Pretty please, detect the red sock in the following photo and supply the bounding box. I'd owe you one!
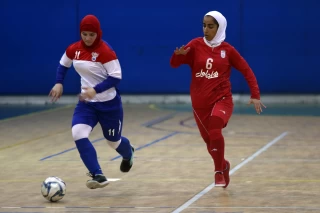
[208,128,226,172]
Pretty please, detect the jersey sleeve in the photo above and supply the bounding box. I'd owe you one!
[59,44,75,68]
[229,45,260,99]
[55,43,76,84]
[170,39,195,68]
[100,47,122,79]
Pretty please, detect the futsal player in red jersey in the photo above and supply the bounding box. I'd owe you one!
[170,11,266,188]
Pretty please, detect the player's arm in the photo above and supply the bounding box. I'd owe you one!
[170,40,194,68]
[49,46,73,102]
[93,50,121,93]
[229,46,260,100]
[56,50,73,85]
[229,46,266,114]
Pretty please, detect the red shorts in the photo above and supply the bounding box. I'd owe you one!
[193,96,234,140]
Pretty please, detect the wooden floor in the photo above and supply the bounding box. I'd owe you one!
[0,103,319,213]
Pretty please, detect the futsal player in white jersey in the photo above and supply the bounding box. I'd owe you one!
[49,14,134,189]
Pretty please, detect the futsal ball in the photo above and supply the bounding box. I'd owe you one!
[41,176,66,202]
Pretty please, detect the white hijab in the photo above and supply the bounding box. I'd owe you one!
[204,11,227,47]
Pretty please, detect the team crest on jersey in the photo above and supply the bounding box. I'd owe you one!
[221,50,226,58]
[91,52,99,61]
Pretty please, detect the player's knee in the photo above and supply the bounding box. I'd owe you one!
[208,116,224,141]
[106,139,121,149]
[72,124,92,141]
[209,128,223,141]
[209,116,225,129]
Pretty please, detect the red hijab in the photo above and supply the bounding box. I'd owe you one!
[80,15,102,49]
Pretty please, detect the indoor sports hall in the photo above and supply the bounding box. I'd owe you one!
[0,1,319,213]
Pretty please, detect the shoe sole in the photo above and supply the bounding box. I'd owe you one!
[86,181,109,189]
[215,184,226,187]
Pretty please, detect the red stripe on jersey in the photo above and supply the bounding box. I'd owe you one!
[65,41,117,64]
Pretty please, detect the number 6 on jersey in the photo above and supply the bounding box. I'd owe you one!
[206,58,213,69]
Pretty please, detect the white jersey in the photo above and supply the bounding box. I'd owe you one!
[59,41,121,102]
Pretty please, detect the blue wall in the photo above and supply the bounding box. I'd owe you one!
[0,0,319,95]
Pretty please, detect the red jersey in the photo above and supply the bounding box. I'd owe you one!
[170,37,260,108]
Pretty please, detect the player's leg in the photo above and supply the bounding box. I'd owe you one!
[97,102,134,173]
[194,107,226,186]
[193,108,210,146]
[71,101,109,189]
[209,96,233,187]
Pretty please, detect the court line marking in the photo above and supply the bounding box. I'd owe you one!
[40,132,179,161]
[0,178,121,183]
[1,206,319,210]
[110,132,179,161]
[189,206,320,209]
[0,105,175,153]
[0,129,70,152]
[142,112,177,127]
[40,113,179,161]
[0,105,73,151]
[0,104,73,123]
[2,177,318,183]
[146,105,195,133]
[147,105,199,134]
[39,137,104,161]
[179,116,196,128]
[171,131,289,213]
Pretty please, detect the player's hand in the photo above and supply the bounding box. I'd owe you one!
[174,45,190,55]
[248,98,266,114]
[79,87,96,101]
[49,83,63,103]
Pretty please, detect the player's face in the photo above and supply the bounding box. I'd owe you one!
[81,31,97,46]
[203,16,219,41]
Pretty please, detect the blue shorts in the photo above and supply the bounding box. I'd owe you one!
[72,95,123,142]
